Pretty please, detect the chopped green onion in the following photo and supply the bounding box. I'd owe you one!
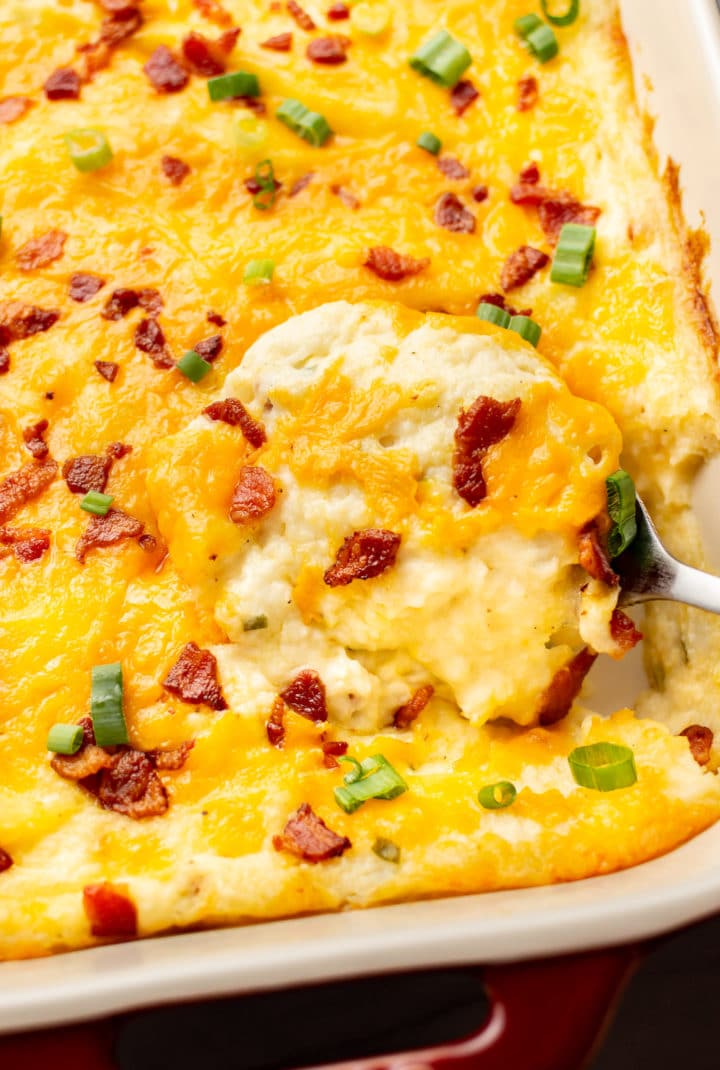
[525,23,559,63]
[80,491,113,516]
[514,13,543,37]
[476,302,511,329]
[409,30,472,89]
[478,781,517,810]
[568,742,637,791]
[176,350,212,383]
[334,754,408,813]
[606,469,637,557]
[339,755,364,784]
[508,314,542,347]
[208,70,260,101]
[235,115,268,152]
[276,98,333,147]
[252,159,278,211]
[550,222,596,287]
[372,837,401,863]
[417,131,442,155]
[244,258,275,285]
[64,129,113,173]
[91,662,128,748]
[540,0,580,26]
[47,723,84,755]
[353,2,391,35]
[243,614,268,631]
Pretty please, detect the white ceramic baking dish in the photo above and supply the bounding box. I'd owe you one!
[2,0,720,1035]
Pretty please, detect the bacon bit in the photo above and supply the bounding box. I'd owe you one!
[537,648,597,727]
[144,45,189,93]
[44,67,81,100]
[393,684,434,729]
[0,527,51,563]
[610,608,643,652]
[181,31,227,76]
[266,696,286,748]
[218,28,242,53]
[203,398,267,448]
[16,230,67,272]
[472,185,489,203]
[74,40,112,82]
[434,192,475,234]
[192,0,234,25]
[364,246,429,282]
[307,35,349,64]
[134,317,174,369]
[280,669,328,723]
[274,803,351,862]
[0,302,60,340]
[106,441,132,460]
[578,524,618,586]
[517,74,539,112]
[137,288,163,315]
[538,195,601,244]
[477,292,527,317]
[22,420,49,459]
[450,79,479,116]
[75,507,144,563]
[97,751,169,818]
[324,528,401,587]
[51,717,116,780]
[262,32,293,51]
[500,245,549,292]
[453,396,521,507]
[680,724,714,767]
[207,310,226,326]
[437,155,469,180]
[102,288,139,320]
[230,465,277,524]
[83,882,138,938]
[138,533,157,552]
[99,7,144,46]
[289,172,315,197]
[0,351,9,375]
[520,161,541,184]
[69,272,106,302]
[331,184,360,209]
[62,454,112,494]
[327,1,350,18]
[287,0,316,30]
[148,741,195,770]
[163,642,228,711]
[0,459,57,525]
[0,848,12,873]
[0,97,34,124]
[321,739,348,768]
[95,360,119,382]
[193,334,223,362]
[161,154,191,186]
[237,96,267,115]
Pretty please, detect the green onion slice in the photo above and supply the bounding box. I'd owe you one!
[252,159,278,211]
[540,0,580,26]
[91,662,128,748]
[508,314,542,347]
[177,350,212,383]
[208,70,260,102]
[339,755,364,784]
[47,723,84,755]
[276,98,333,147]
[80,491,113,516]
[244,258,275,285]
[243,614,268,631]
[417,131,442,155]
[372,837,401,863]
[478,781,517,810]
[409,30,472,89]
[353,2,391,36]
[514,13,543,38]
[525,23,559,63]
[550,222,596,287]
[334,754,408,813]
[64,129,113,173]
[476,302,511,329]
[606,469,637,557]
[568,742,637,791]
[235,115,268,152]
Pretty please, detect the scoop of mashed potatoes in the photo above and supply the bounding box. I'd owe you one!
[149,301,626,731]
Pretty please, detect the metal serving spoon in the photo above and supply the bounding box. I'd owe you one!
[615,496,720,612]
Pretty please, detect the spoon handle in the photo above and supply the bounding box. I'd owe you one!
[667,561,720,614]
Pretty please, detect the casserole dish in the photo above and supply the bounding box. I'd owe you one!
[1,0,720,1041]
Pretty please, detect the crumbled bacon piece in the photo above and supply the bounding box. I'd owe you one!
[324,528,401,587]
[327,1,349,18]
[437,155,469,180]
[0,848,12,873]
[331,184,360,210]
[147,741,194,770]
[193,334,223,362]
[287,0,316,30]
[364,246,429,282]
[106,441,132,460]
[144,46,189,93]
[99,7,143,46]
[163,641,228,710]
[137,288,163,315]
[500,245,549,292]
[681,724,714,767]
[453,396,521,507]
[472,185,489,203]
[83,882,138,938]
[44,68,81,100]
[0,302,60,340]
[520,161,541,185]
[610,608,643,652]
[181,31,227,76]
[102,288,139,320]
[517,74,539,112]
[138,533,157,552]
[161,154,191,186]
[262,32,293,51]
[0,96,33,124]
[0,526,51,563]
[22,420,49,459]
[307,35,350,64]
[280,669,328,723]
[0,459,57,525]
[74,40,112,81]
[51,717,116,780]
[95,360,119,382]
[63,453,112,494]
[478,292,526,317]
[203,398,267,448]
[274,803,351,862]
[75,507,144,563]
[450,79,479,116]
[578,524,618,586]
[434,192,475,234]
[96,750,169,818]
[321,739,348,768]
[537,195,601,244]
[266,696,286,748]
[16,230,67,271]
[192,0,234,24]
[537,648,597,726]
[393,684,434,729]
[134,317,174,368]
[69,272,106,302]
[207,310,226,326]
[230,466,277,524]
[289,173,314,197]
